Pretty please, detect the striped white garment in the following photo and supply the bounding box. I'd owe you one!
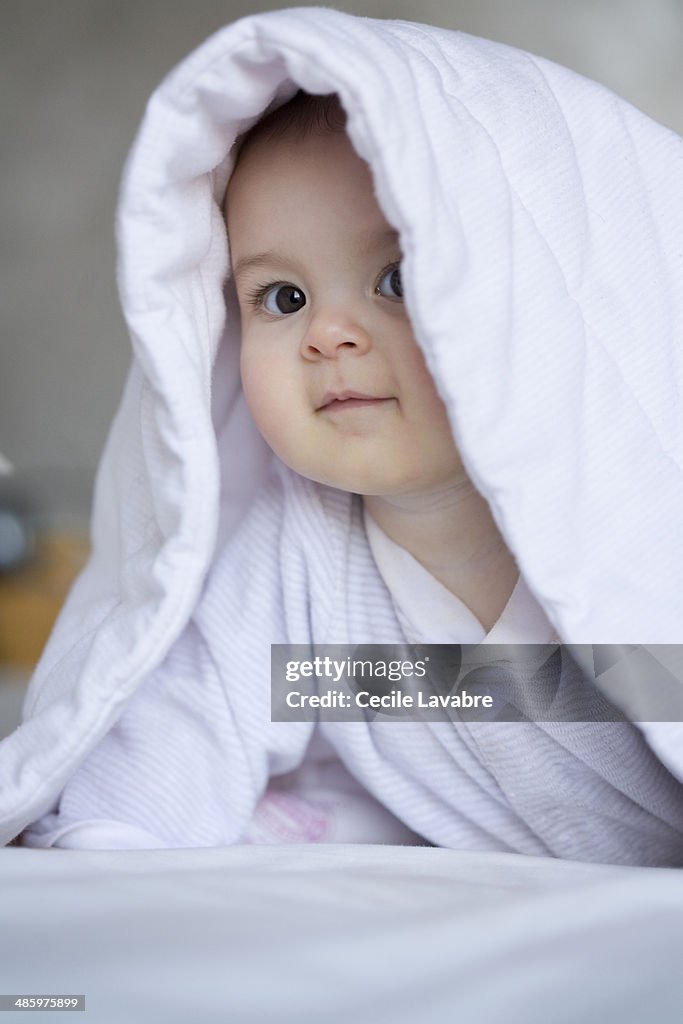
[21,472,683,864]
[243,509,561,848]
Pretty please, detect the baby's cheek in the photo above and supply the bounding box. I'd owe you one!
[239,350,302,463]
[239,350,276,437]
[406,346,449,412]
[403,349,461,462]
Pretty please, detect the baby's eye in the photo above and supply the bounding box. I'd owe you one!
[376,264,403,300]
[261,283,307,315]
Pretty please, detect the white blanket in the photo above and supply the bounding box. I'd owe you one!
[2,7,683,856]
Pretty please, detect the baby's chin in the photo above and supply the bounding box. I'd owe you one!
[283,456,454,499]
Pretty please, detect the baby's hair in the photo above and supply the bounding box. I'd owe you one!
[231,89,347,167]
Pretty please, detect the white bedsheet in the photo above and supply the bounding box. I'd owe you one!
[2,844,683,1023]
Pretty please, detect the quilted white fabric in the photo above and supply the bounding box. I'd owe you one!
[2,6,683,856]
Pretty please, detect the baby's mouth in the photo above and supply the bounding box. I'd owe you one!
[317,389,394,412]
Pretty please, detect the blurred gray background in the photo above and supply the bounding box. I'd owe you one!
[1,0,682,532]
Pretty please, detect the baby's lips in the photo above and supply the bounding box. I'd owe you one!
[317,388,392,409]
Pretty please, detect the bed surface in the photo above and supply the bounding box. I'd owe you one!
[2,843,683,1023]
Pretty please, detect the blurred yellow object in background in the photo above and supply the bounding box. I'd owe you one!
[0,531,90,669]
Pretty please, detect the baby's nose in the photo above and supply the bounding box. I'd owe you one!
[301,309,372,360]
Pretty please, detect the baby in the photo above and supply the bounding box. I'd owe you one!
[217,91,683,859]
[215,90,578,848]
[225,90,525,637]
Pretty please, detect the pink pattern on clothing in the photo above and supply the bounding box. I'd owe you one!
[246,791,331,843]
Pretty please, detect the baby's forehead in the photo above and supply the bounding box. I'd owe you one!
[225,129,382,233]
[229,124,354,181]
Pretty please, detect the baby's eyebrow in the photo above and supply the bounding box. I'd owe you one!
[231,251,286,282]
[359,226,401,255]
[231,227,400,282]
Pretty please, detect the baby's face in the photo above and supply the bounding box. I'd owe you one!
[225,127,462,496]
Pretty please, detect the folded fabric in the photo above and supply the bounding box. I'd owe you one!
[2,7,683,859]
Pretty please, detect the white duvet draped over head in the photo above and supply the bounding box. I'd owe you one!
[2,6,683,854]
